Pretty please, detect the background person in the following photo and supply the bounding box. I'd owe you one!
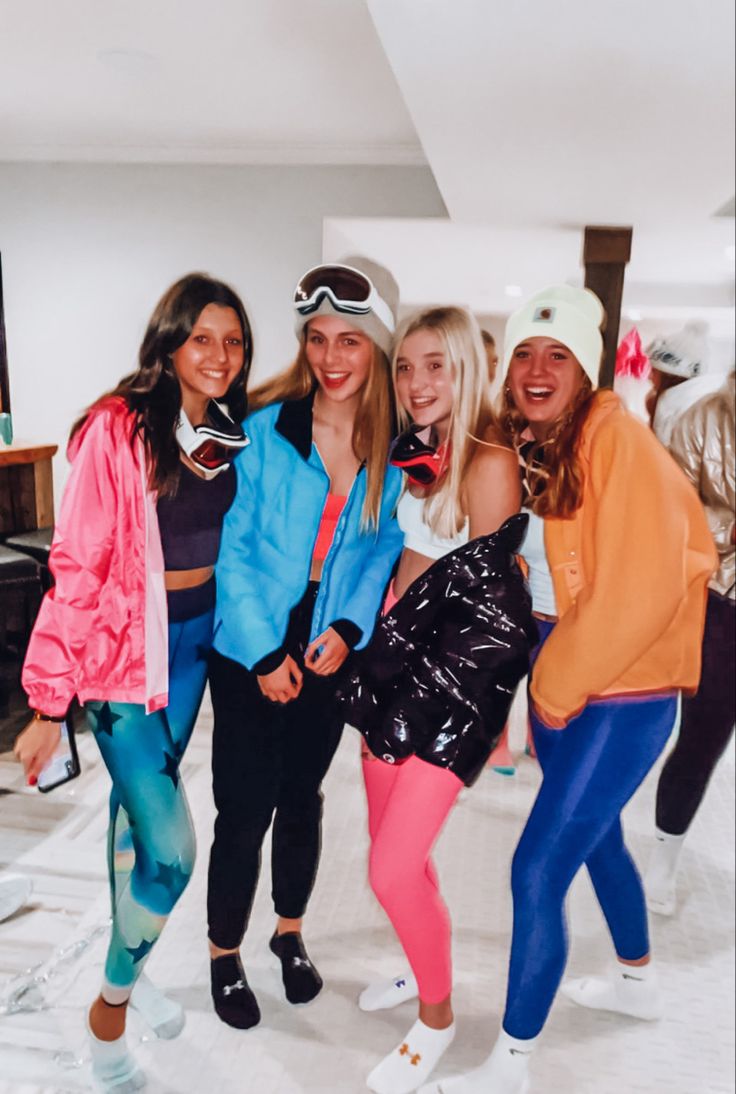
[481,328,499,386]
[646,320,728,446]
[647,371,735,915]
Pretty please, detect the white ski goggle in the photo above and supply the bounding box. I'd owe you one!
[293,263,395,335]
[176,401,249,479]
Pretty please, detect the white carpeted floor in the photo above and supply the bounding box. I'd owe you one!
[0,690,733,1094]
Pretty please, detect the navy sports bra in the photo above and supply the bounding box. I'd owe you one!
[157,461,236,571]
[156,462,236,622]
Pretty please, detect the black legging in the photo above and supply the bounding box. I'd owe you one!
[207,584,345,950]
[655,589,735,836]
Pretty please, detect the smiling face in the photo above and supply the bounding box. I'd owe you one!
[507,336,586,437]
[170,303,245,420]
[395,327,455,441]
[304,314,374,404]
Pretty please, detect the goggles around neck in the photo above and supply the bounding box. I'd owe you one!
[176,400,249,479]
[293,263,395,335]
[390,424,450,487]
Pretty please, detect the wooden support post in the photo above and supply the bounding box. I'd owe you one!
[583,226,633,388]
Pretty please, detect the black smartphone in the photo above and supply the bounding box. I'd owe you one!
[37,718,81,793]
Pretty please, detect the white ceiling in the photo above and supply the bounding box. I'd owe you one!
[1,0,734,330]
[367,0,734,228]
[0,0,423,164]
[324,216,735,337]
[360,0,735,333]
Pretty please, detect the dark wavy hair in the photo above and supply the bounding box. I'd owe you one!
[72,273,253,494]
[500,378,596,518]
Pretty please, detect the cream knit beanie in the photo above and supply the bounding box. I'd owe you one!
[502,285,605,386]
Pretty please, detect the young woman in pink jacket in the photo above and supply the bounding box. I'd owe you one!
[15,273,252,1093]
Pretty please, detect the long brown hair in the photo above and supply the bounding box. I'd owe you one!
[71,274,253,495]
[499,378,596,518]
[249,339,393,531]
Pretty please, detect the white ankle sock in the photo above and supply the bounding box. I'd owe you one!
[367,1018,456,1094]
[87,1018,146,1093]
[419,1029,536,1094]
[0,874,33,923]
[130,974,185,1039]
[360,972,419,1012]
[646,829,686,916]
[561,960,663,1021]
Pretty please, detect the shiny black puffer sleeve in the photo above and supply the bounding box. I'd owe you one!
[340,513,537,786]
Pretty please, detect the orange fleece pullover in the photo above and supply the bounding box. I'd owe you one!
[531,391,717,722]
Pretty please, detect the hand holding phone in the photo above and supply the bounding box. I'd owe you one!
[14,717,61,786]
[14,716,80,791]
[37,721,81,792]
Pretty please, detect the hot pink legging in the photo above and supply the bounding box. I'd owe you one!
[362,753,463,1004]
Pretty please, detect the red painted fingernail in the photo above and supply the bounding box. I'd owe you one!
[28,776,37,786]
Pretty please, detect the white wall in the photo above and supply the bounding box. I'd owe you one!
[0,162,445,498]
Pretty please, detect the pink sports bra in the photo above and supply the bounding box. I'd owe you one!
[312,493,347,562]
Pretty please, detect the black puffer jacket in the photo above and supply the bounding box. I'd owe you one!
[340,513,537,786]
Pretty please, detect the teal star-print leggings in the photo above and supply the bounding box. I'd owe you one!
[85,608,213,995]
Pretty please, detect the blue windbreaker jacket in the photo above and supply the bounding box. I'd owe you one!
[213,392,404,671]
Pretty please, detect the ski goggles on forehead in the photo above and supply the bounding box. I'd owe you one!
[390,425,449,486]
[293,264,395,334]
[176,401,250,479]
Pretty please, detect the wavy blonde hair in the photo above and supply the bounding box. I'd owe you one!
[393,306,505,538]
[248,337,393,531]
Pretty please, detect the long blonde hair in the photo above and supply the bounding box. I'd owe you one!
[393,306,505,538]
[248,339,394,531]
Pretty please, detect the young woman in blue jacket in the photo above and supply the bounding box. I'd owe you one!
[207,258,404,1028]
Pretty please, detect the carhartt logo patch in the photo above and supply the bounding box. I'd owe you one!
[533,305,556,322]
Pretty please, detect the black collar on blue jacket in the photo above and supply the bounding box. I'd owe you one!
[275,388,317,461]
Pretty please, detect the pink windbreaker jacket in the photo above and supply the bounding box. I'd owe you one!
[22,398,169,717]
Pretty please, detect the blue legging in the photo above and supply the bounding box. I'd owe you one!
[504,621,677,1040]
[85,609,212,994]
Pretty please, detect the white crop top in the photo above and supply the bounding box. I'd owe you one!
[519,509,557,616]
[397,488,469,561]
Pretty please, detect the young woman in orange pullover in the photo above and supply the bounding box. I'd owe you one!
[423,286,716,1094]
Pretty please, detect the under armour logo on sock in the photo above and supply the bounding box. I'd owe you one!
[399,1044,422,1066]
[291,957,312,969]
[395,979,406,988]
[223,980,246,996]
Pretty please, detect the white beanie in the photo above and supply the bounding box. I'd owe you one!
[646,321,709,379]
[293,255,399,359]
[502,285,605,386]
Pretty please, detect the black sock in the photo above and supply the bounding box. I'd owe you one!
[210,953,260,1029]
[269,931,323,1005]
